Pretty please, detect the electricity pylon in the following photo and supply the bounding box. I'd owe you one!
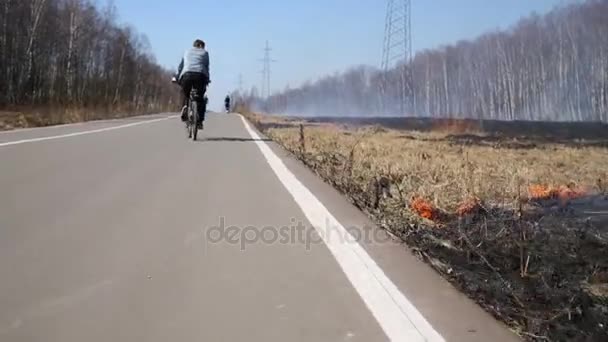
[259,41,277,98]
[381,0,413,115]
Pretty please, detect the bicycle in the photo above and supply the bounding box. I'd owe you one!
[172,76,207,141]
[185,87,207,141]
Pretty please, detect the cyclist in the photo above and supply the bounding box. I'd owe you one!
[224,94,231,113]
[175,39,210,128]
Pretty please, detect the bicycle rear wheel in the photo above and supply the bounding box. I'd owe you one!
[185,100,192,138]
[191,101,198,141]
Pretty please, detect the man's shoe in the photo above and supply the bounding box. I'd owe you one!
[180,106,188,122]
[197,121,204,130]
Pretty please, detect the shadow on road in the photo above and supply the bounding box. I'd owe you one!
[198,137,271,143]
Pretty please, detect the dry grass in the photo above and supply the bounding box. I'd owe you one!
[244,111,608,341]
[265,123,607,213]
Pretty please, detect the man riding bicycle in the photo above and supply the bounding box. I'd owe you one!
[224,95,231,113]
[175,39,210,128]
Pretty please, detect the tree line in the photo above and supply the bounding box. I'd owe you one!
[0,0,178,116]
[241,0,607,122]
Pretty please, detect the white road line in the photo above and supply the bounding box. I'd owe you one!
[0,113,174,135]
[0,116,177,147]
[240,115,445,342]
[0,122,86,134]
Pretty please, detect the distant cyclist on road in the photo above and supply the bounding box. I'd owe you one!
[224,95,231,113]
[174,39,210,127]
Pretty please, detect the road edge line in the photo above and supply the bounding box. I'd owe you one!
[0,115,177,147]
[0,113,175,135]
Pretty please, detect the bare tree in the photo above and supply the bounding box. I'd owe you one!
[256,0,607,123]
[0,0,179,119]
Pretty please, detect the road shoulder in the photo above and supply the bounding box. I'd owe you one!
[239,114,520,342]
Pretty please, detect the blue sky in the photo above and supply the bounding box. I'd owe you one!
[104,0,567,110]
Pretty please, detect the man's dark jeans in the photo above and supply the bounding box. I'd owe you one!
[180,72,208,123]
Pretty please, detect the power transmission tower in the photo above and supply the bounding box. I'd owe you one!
[382,0,412,71]
[237,73,244,93]
[381,0,413,115]
[259,41,277,98]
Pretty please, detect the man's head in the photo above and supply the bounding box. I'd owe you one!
[193,39,205,49]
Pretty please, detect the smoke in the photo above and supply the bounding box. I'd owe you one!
[255,1,608,123]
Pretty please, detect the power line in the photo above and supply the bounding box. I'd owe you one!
[259,40,277,98]
[381,0,413,115]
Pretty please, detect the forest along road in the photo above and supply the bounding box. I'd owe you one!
[0,113,521,342]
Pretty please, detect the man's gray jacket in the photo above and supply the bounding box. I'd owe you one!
[177,47,209,80]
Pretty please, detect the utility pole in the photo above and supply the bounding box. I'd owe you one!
[259,40,276,98]
[381,0,413,115]
[238,73,244,93]
[235,73,244,94]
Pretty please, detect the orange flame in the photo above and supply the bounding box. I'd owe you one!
[556,185,586,201]
[410,196,437,220]
[528,184,587,202]
[528,185,556,200]
[457,197,482,217]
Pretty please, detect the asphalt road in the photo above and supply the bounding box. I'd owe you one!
[0,113,520,341]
